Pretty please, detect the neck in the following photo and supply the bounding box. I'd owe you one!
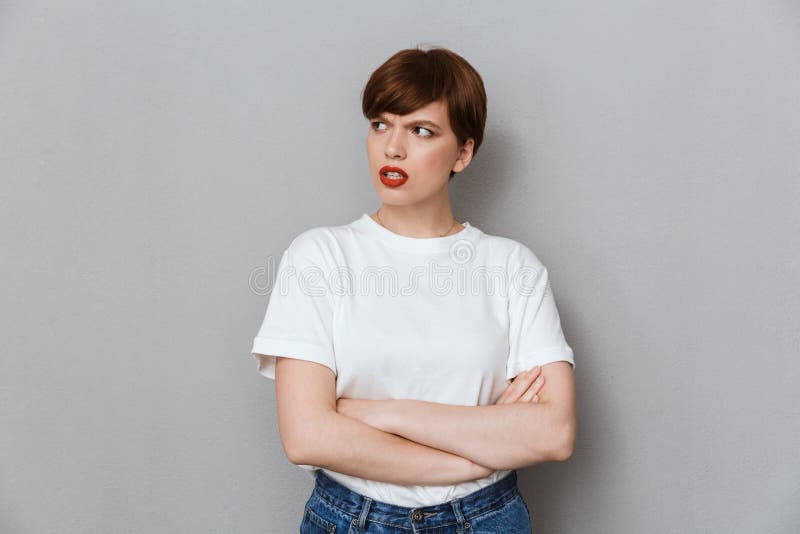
[373,202,462,238]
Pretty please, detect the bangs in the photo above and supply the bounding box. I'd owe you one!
[362,51,452,119]
[361,46,487,175]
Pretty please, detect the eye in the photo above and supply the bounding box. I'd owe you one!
[414,126,434,138]
[370,121,386,131]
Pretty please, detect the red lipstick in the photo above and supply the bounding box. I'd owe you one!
[379,165,409,187]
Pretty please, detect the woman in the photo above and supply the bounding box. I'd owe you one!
[251,46,576,533]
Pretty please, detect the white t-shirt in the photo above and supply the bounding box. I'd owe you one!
[251,213,575,507]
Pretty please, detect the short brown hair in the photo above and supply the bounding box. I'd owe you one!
[361,46,487,180]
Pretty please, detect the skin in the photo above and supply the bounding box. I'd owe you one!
[274,100,573,485]
[365,98,474,236]
[339,101,549,475]
[338,366,546,425]
[496,365,546,404]
[363,97,547,407]
[336,365,546,478]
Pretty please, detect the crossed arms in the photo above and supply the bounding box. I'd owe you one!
[273,356,575,486]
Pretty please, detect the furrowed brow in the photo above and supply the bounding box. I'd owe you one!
[374,113,442,131]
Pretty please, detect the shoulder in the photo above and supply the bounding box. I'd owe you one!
[475,232,550,299]
[476,230,546,270]
[285,220,353,259]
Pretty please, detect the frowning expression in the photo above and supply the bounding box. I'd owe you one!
[365,99,473,203]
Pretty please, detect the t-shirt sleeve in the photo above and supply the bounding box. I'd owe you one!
[506,243,575,380]
[250,241,337,380]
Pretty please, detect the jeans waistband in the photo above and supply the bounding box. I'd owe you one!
[312,469,519,529]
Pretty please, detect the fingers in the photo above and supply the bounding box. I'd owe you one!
[497,366,543,404]
[501,368,536,402]
[529,374,545,402]
[518,366,540,384]
[520,377,543,403]
[520,372,545,402]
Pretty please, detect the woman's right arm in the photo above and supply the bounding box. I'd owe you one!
[274,356,493,486]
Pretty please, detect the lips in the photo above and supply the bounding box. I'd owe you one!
[379,165,409,187]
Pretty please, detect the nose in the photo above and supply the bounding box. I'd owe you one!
[384,129,406,160]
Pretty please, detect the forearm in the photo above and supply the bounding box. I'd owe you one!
[292,411,493,486]
[383,400,568,471]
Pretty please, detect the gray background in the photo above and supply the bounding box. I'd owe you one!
[1,1,798,533]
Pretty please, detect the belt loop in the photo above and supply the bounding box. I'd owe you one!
[450,499,467,533]
[355,496,372,529]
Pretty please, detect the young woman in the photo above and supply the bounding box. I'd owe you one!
[251,46,576,533]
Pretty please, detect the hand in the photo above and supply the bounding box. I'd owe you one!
[495,365,545,404]
[336,397,387,430]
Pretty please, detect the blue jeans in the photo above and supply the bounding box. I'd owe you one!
[300,469,533,533]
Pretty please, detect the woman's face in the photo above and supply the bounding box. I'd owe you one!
[365,99,473,205]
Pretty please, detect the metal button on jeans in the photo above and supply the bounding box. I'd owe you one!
[306,469,528,532]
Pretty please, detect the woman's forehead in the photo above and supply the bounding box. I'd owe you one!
[374,101,451,128]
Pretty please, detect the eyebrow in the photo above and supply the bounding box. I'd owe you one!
[373,113,443,131]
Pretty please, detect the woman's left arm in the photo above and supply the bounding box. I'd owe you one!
[337,361,576,471]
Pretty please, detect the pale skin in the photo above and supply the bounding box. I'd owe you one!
[364,98,472,237]
[275,98,576,484]
[337,366,548,477]
[361,99,573,471]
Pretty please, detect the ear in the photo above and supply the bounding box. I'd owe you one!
[452,138,475,174]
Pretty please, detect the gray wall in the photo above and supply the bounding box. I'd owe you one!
[1,1,798,533]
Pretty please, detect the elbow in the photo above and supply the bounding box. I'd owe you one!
[281,411,335,466]
[283,424,324,466]
[279,423,309,465]
[552,440,574,462]
[280,417,321,466]
[284,440,307,466]
[285,433,322,466]
[551,420,576,461]
[525,417,576,465]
